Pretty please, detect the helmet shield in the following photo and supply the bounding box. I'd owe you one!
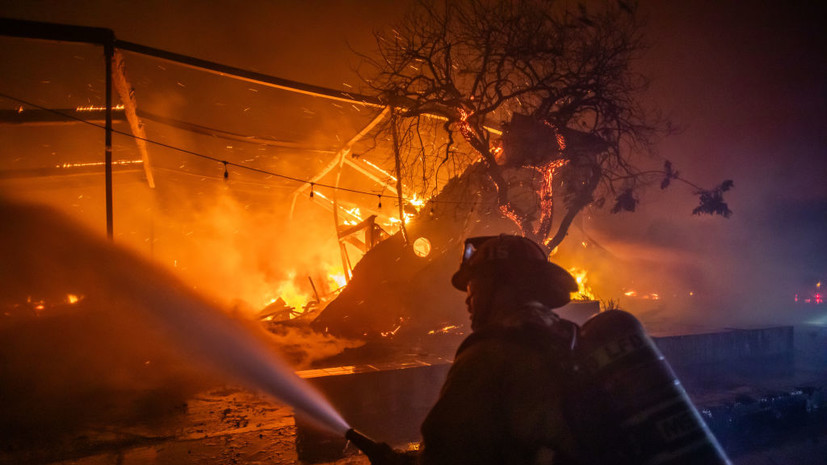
[451,235,578,307]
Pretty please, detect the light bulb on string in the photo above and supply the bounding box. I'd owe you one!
[378,195,382,209]
[223,161,229,180]
[310,183,315,198]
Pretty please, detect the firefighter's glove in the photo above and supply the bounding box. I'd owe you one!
[363,442,417,465]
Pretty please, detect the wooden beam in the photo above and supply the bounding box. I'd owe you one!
[112,50,155,188]
[114,40,383,107]
[342,158,398,195]
[0,17,113,44]
[105,41,114,240]
[289,106,390,217]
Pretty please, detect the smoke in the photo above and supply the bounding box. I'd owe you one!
[0,197,358,445]
[556,184,827,331]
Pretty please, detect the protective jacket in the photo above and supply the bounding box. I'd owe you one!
[419,302,581,465]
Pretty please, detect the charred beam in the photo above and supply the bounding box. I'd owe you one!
[0,17,113,45]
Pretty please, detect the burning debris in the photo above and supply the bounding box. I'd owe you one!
[0,1,823,462]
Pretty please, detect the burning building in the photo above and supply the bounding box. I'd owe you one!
[1,2,826,462]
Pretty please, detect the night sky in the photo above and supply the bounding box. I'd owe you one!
[1,0,824,322]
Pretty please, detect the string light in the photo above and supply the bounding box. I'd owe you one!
[0,92,479,206]
[309,182,315,198]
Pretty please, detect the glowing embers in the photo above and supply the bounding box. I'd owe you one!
[380,319,405,338]
[427,324,463,335]
[537,158,567,220]
[412,237,432,258]
[498,204,523,228]
[75,104,125,112]
[457,107,475,141]
[542,119,567,152]
[491,140,505,165]
[56,159,143,169]
[623,289,661,300]
[3,294,85,319]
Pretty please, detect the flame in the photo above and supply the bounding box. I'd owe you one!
[327,270,347,290]
[384,212,416,227]
[266,271,310,315]
[623,289,660,300]
[568,267,596,301]
[408,193,426,210]
[345,207,363,219]
[491,140,505,164]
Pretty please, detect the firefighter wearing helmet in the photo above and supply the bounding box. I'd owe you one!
[409,234,731,465]
[352,234,730,464]
[418,234,582,465]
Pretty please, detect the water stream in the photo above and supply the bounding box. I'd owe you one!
[0,198,350,436]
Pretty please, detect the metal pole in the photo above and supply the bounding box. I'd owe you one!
[105,41,114,240]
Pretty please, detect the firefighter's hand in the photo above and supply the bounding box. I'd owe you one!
[364,442,418,465]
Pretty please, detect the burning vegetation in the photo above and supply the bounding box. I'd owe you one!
[0,2,739,345]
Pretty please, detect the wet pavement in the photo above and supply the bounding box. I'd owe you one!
[2,323,826,465]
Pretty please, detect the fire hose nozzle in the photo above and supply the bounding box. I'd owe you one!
[345,428,399,464]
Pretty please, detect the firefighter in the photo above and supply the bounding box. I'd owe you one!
[350,233,731,464]
[418,234,581,465]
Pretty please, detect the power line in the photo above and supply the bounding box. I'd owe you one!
[0,91,477,205]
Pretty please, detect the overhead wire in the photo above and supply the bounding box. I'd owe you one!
[0,91,479,206]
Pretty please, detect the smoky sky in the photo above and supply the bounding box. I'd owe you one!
[1,0,825,323]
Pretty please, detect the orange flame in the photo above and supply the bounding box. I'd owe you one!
[568,267,596,301]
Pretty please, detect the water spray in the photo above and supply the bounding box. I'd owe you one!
[0,199,380,445]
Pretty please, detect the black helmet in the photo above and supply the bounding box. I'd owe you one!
[451,235,578,306]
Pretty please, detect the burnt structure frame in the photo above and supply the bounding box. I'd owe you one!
[0,17,386,240]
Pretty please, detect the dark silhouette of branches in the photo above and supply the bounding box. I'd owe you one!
[357,0,731,250]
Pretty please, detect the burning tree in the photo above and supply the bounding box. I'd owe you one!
[313,0,731,337]
[360,0,731,246]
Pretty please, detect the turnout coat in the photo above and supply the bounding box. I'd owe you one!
[419,303,582,465]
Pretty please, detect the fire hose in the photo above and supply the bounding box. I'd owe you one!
[345,429,417,465]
